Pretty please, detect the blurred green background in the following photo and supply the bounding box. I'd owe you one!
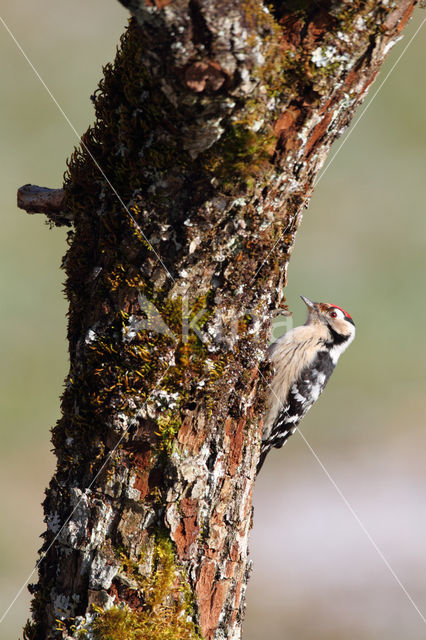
[0,3,425,639]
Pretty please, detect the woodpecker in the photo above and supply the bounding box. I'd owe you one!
[258,296,355,472]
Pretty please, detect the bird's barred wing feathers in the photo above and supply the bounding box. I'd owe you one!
[257,350,335,472]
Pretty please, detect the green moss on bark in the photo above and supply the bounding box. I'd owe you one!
[85,533,203,640]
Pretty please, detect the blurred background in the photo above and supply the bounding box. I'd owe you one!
[0,2,425,639]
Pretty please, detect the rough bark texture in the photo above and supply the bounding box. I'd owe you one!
[17,185,70,226]
[23,2,417,639]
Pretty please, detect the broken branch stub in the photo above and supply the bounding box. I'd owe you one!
[17,184,71,226]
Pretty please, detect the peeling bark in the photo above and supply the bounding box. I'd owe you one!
[22,2,418,639]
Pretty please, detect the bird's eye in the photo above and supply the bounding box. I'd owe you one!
[328,308,345,320]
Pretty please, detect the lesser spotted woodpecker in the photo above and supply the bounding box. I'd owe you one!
[258,296,355,472]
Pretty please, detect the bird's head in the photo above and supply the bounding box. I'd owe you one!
[301,295,355,344]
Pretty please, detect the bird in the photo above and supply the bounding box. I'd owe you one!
[257,296,355,473]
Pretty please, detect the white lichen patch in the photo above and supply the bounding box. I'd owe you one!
[52,591,80,621]
[73,611,97,640]
[382,35,403,57]
[46,511,61,534]
[336,30,351,44]
[189,236,201,254]
[212,454,225,486]
[88,502,114,549]
[179,452,209,485]
[123,308,175,343]
[258,219,272,231]
[58,487,89,549]
[85,328,98,345]
[56,487,115,567]
[89,551,120,590]
[312,45,336,67]
[165,502,181,537]
[231,197,247,208]
[125,482,142,502]
[150,389,180,411]
[354,15,367,30]
[251,118,264,132]
[52,592,71,620]
[311,45,352,73]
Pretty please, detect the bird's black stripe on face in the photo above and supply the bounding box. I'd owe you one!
[328,326,352,346]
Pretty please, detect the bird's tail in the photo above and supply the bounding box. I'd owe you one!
[256,444,270,475]
[256,426,296,474]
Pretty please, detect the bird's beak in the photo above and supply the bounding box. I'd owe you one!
[300,295,315,309]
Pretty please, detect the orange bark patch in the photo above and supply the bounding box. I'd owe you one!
[225,559,237,580]
[185,61,226,93]
[208,509,226,552]
[132,451,151,500]
[196,559,230,640]
[304,109,334,158]
[359,70,379,100]
[225,416,246,475]
[279,14,304,52]
[196,559,216,638]
[144,0,173,7]
[305,8,336,47]
[178,411,209,453]
[384,0,415,32]
[210,580,229,632]
[229,542,239,562]
[173,497,200,560]
[273,106,301,137]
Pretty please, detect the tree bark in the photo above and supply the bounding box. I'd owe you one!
[17,185,69,226]
[22,2,417,639]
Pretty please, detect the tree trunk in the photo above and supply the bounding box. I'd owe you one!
[21,2,417,639]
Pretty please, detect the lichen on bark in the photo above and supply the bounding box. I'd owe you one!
[74,531,203,640]
[21,1,418,639]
